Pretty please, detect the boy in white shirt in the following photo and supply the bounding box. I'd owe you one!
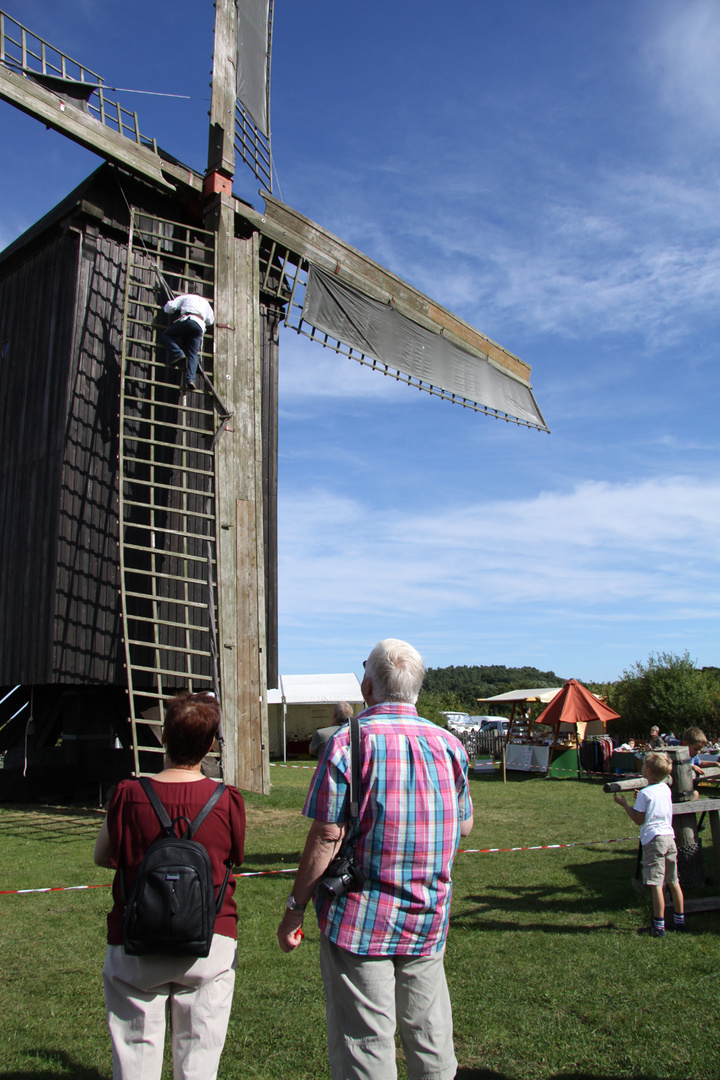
[614,751,685,937]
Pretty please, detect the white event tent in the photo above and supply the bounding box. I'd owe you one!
[267,673,365,760]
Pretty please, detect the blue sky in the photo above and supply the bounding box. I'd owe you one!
[3,1,720,685]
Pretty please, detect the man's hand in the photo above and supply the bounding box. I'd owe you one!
[275,819,346,953]
[277,910,305,953]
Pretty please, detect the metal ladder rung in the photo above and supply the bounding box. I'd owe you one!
[123,477,216,500]
[128,613,212,632]
[126,434,215,458]
[130,663,214,681]
[122,496,215,518]
[124,564,216,583]
[122,393,217,420]
[126,635,213,660]
[122,553,209,573]
[124,590,209,611]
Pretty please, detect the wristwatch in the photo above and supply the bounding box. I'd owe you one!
[286,894,307,913]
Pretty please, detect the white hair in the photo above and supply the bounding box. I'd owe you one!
[364,639,425,704]
[333,701,353,724]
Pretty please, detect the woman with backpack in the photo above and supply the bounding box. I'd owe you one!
[94,692,245,1080]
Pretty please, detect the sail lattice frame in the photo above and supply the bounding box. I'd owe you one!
[0,9,157,150]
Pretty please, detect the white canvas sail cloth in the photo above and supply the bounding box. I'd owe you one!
[302,264,548,430]
[236,0,271,135]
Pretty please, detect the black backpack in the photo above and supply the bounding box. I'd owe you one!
[122,777,233,957]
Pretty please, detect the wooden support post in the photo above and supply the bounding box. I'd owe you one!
[212,197,269,794]
[204,0,269,794]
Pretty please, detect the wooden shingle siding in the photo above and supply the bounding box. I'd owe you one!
[0,230,80,683]
[54,231,125,683]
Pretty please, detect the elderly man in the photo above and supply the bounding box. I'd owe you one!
[277,638,473,1080]
[309,700,354,758]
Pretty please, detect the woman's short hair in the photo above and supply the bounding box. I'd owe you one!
[364,639,425,704]
[163,692,220,766]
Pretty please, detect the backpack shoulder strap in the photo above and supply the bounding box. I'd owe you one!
[139,776,174,835]
[183,783,232,914]
[184,782,226,840]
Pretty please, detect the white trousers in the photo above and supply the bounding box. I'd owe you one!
[319,934,457,1080]
[103,935,237,1080]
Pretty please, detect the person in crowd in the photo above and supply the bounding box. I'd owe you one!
[309,700,353,758]
[161,291,215,390]
[646,725,665,750]
[94,692,245,1080]
[614,751,685,936]
[277,638,473,1080]
[683,726,709,773]
[681,726,710,799]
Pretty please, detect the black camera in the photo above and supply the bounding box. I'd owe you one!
[320,853,365,899]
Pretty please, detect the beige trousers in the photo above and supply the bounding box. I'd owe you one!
[103,935,237,1080]
[319,934,457,1080]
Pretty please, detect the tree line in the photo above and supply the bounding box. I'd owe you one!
[418,652,720,740]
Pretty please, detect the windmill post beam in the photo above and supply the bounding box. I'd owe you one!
[237,193,533,387]
[206,189,270,796]
[0,64,203,196]
[206,0,237,179]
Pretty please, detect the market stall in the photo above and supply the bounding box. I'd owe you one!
[533,679,621,776]
[479,681,620,777]
[477,687,564,776]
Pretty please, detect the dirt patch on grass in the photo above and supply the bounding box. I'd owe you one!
[244,805,302,830]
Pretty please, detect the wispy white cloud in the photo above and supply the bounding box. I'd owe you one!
[647,0,720,128]
[288,90,720,355]
[279,476,720,625]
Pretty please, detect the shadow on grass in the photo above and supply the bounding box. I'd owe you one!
[453,915,617,933]
[240,852,302,870]
[0,1048,106,1079]
[452,847,640,926]
[451,876,629,932]
[0,805,104,844]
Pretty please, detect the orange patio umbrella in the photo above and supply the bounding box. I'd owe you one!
[534,679,620,740]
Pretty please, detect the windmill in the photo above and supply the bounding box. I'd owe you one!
[0,1,548,797]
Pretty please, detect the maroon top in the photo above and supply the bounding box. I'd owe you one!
[105,776,245,945]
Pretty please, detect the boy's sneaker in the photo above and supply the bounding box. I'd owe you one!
[637,925,665,937]
[668,921,687,932]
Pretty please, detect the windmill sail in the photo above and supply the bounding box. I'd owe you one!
[303,265,547,430]
[237,0,271,135]
[246,195,548,431]
[235,0,274,191]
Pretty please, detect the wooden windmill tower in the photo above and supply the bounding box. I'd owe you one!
[0,1,547,798]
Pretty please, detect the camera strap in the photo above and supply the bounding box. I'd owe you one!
[348,713,361,850]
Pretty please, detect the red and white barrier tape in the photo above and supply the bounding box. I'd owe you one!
[270,762,316,770]
[0,836,637,895]
[459,836,636,855]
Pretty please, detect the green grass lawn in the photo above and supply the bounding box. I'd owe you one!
[1,768,720,1079]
